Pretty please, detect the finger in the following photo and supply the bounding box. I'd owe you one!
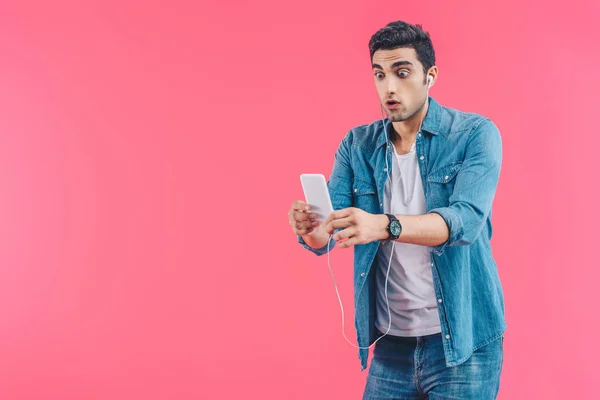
[291,214,308,226]
[338,237,359,248]
[333,227,356,241]
[293,200,311,213]
[323,211,336,226]
[296,219,317,231]
[292,200,307,210]
[324,207,353,226]
[295,221,309,230]
[325,216,352,235]
[297,218,319,234]
[294,211,317,222]
[294,220,313,233]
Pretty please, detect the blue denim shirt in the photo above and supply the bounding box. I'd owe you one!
[298,96,506,371]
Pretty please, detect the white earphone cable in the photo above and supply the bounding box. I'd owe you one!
[323,80,431,349]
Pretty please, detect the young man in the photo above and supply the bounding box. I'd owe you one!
[288,21,505,399]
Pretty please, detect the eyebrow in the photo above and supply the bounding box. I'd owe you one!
[372,61,414,70]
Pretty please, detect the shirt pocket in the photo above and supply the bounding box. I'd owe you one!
[426,162,462,207]
[352,177,378,211]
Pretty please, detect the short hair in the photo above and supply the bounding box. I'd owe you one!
[368,21,436,76]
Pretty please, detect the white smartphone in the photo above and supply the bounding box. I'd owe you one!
[300,174,334,223]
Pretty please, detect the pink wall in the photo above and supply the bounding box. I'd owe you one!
[0,1,599,399]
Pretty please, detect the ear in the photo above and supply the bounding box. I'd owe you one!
[426,66,439,89]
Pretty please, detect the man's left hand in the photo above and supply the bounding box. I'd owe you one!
[324,208,388,248]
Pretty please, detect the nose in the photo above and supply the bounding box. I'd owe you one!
[385,77,398,96]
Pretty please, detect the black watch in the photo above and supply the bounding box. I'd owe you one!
[382,214,402,244]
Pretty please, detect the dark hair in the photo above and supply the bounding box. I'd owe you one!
[368,21,436,77]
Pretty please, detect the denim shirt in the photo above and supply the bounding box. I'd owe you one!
[298,96,506,371]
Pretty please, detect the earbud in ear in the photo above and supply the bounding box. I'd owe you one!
[427,76,433,89]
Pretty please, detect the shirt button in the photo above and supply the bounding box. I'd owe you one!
[420,156,424,160]
[384,168,388,172]
[438,298,443,303]
[380,202,383,206]
[418,133,422,137]
[444,175,449,180]
[445,334,450,339]
[354,188,358,193]
[360,272,365,277]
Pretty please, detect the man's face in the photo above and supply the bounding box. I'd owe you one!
[372,47,429,122]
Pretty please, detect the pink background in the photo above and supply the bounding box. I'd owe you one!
[0,1,599,399]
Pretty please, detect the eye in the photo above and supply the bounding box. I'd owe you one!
[397,70,409,78]
[375,72,384,80]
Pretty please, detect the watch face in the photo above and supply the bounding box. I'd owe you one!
[390,221,402,236]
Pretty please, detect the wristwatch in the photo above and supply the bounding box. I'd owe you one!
[382,214,402,244]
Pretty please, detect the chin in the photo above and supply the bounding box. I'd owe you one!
[388,111,409,122]
[392,107,421,122]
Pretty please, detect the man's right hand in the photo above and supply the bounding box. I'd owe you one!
[288,200,319,236]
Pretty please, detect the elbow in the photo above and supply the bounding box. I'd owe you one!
[450,233,477,247]
[428,205,487,254]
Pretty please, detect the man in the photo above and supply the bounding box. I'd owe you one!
[288,20,506,399]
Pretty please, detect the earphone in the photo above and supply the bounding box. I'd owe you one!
[323,75,433,350]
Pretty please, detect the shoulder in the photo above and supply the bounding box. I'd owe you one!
[341,119,385,153]
[439,103,500,140]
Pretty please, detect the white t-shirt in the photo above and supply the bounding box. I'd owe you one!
[374,140,442,336]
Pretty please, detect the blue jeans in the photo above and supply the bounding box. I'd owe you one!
[363,329,504,399]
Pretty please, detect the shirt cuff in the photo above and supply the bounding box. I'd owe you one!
[297,228,343,256]
[297,234,336,256]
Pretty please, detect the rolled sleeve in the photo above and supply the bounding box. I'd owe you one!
[427,118,502,256]
[428,207,464,255]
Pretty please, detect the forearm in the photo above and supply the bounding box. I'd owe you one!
[380,213,450,247]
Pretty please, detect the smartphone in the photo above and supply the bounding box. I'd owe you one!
[300,174,334,223]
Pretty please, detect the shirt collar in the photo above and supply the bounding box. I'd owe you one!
[377,96,442,148]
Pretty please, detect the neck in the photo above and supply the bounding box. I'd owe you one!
[388,98,429,154]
